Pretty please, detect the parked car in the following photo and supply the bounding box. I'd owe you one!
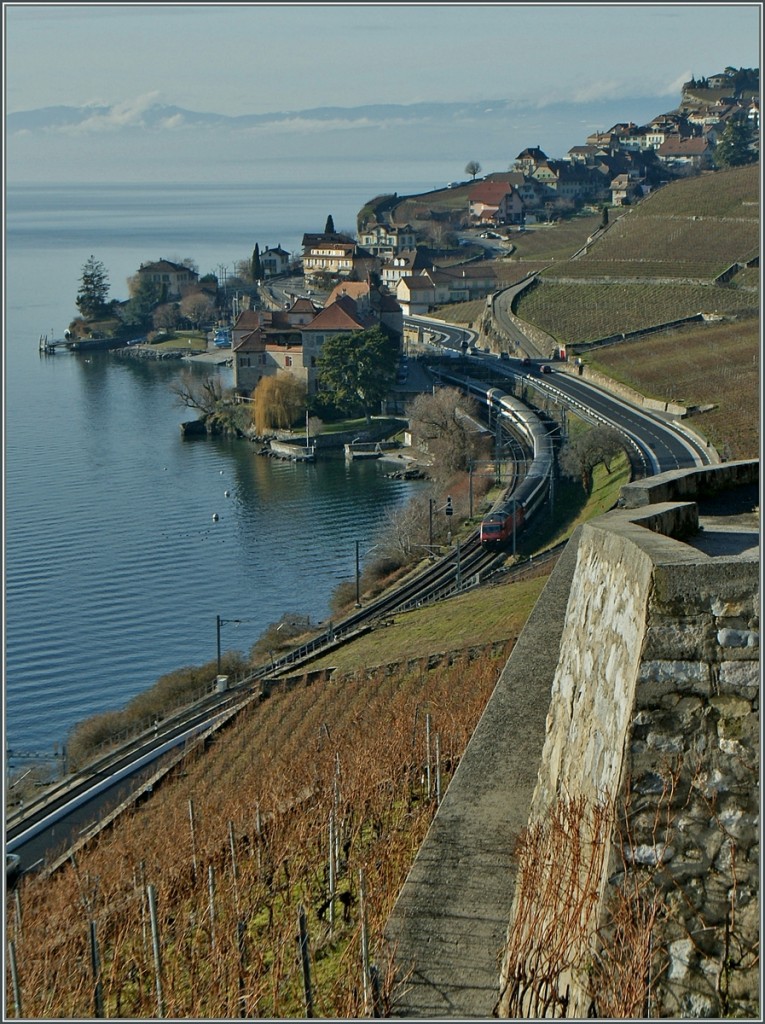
[499,351,510,360]
[521,356,532,366]
[540,364,553,374]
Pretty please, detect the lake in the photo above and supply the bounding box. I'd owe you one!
[4,179,432,760]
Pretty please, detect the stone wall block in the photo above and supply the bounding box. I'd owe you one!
[718,659,759,695]
[643,622,716,660]
[717,627,759,649]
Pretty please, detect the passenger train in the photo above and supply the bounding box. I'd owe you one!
[443,377,555,550]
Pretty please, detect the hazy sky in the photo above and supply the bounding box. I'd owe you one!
[4,2,761,115]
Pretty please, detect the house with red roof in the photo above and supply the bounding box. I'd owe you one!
[468,182,524,225]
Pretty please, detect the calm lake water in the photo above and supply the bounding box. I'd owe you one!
[4,180,431,759]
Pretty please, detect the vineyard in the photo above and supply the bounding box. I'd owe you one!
[6,649,505,1018]
[514,281,757,345]
[513,163,759,344]
[589,318,760,460]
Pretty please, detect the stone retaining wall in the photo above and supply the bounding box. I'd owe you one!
[498,468,759,1018]
[388,461,759,1019]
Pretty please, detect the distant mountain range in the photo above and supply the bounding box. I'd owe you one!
[8,95,672,135]
[6,95,673,185]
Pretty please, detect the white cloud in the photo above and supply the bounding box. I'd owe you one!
[59,92,162,134]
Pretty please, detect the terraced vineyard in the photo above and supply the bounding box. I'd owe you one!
[514,164,759,345]
[514,281,757,345]
[6,650,505,1018]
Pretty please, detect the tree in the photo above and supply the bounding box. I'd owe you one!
[251,375,308,434]
[317,327,397,424]
[713,118,757,168]
[76,255,110,319]
[407,387,488,479]
[170,374,226,417]
[153,303,180,331]
[465,160,482,180]
[121,275,163,329]
[251,243,263,282]
[324,214,335,234]
[558,426,624,493]
[180,292,215,328]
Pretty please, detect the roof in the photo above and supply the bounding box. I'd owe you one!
[469,182,514,204]
[326,281,370,305]
[657,136,711,156]
[138,259,198,276]
[302,294,368,332]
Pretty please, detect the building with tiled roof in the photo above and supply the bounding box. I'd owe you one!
[468,182,524,225]
[136,259,199,300]
[656,135,714,169]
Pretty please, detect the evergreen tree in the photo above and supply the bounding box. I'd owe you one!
[324,214,335,234]
[714,118,757,168]
[76,255,110,319]
[317,327,396,424]
[251,243,263,281]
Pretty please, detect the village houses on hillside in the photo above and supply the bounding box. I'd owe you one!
[229,66,757,394]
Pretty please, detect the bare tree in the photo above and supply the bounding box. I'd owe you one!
[170,374,226,417]
[153,303,180,331]
[558,426,625,492]
[180,292,216,328]
[465,160,482,180]
[407,387,488,480]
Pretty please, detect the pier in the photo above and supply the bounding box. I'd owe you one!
[38,333,70,354]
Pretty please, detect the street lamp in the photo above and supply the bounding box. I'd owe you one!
[216,614,242,677]
[355,540,380,607]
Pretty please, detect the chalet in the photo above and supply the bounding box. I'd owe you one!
[381,247,433,289]
[135,259,198,300]
[610,172,644,206]
[512,147,548,174]
[396,264,497,316]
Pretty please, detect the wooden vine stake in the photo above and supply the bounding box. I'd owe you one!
[147,884,165,1018]
[229,819,240,913]
[359,868,371,1015]
[425,713,432,800]
[435,732,442,805]
[8,939,22,1017]
[297,904,314,1017]
[208,864,216,949]
[328,808,336,934]
[188,798,198,881]
[89,919,105,1018]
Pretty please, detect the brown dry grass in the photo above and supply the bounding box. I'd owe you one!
[588,318,760,459]
[7,650,505,1019]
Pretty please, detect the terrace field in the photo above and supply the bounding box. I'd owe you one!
[514,281,758,345]
[588,318,760,460]
[512,164,759,347]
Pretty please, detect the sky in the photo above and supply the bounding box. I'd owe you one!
[3,2,762,184]
[4,2,761,114]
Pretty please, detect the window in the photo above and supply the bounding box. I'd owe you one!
[285,355,292,367]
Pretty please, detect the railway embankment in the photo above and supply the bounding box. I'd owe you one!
[386,459,759,1019]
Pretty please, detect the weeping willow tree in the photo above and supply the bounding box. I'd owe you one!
[252,374,308,434]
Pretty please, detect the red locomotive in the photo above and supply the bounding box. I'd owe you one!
[479,503,525,548]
